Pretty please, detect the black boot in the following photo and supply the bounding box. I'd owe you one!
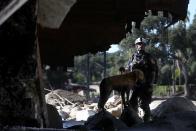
[143,106,151,122]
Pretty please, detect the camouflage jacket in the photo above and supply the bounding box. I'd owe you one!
[126,50,158,84]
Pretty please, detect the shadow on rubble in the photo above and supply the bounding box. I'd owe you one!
[5,97,196,130]
[66,105,143,130]
[66,97,196,131]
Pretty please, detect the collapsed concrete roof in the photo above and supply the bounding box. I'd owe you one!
[0,0,28,26]
[37,0,189,67]
[0,0,189,67]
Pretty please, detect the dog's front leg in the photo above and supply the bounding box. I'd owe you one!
[121,91,126,109]
[98,87,112,110]
[126,89,130,106]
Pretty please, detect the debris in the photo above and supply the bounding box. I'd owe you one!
[76,109,96,121]
[120,106,143,127]
[152,97,196,118]
[45,89,86,106]
[84,110,128,130]
[107,104,122,117]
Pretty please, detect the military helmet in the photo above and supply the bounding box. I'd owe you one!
[134,37,147,45]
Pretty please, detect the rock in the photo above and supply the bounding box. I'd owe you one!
[150,100,166,110]
[61,105,72,114]
[129,111,196,131]
[56,105,72,120]
[107,104,122,117]
[106,95,120,104]
[47,104,63,128]
[120,106,143,127]
[84,110,128,130]
[57,110,69,120]
[69,106,82,120]
[105,95,121,108]
[152,97,196,118]
[45,89,86,106]
[76,109,96,121]
[84,103,97,110]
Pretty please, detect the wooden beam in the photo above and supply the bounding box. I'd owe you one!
[0,0,28,26]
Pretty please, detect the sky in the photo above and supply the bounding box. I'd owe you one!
[188,0,196,24]
[107,0,196,53]
[107,44,119,53]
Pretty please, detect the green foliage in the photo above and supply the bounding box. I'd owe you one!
[187,14,196,58]
[72,51,130,84]
[189,61,196,83]
[175,68,181,79]
[107,51,129,76]
[153,85,184,96]
[72,55,87,83]
[73,72,85,83]
[190,61,196,73]
[119,34,135,51]
[159,64,172,85]
[153,85,169,96]
[169,22,188,56]
[72,13,196,87]
[141,15,168,35]
[160,64,171,74]
[73,53,105,83]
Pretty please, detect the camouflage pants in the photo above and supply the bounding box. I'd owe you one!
[129,83,153,122]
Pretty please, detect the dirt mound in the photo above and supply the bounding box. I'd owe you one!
[151,96,196,118]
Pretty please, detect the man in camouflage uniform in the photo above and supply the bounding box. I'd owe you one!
[126,37,158,122]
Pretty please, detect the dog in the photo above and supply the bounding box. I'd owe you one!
[98,69,144,110]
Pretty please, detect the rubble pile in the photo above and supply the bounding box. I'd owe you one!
[45,91,124,121]
[151,96,196,118]
[45,90,196,131]
[45,89,86,106]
